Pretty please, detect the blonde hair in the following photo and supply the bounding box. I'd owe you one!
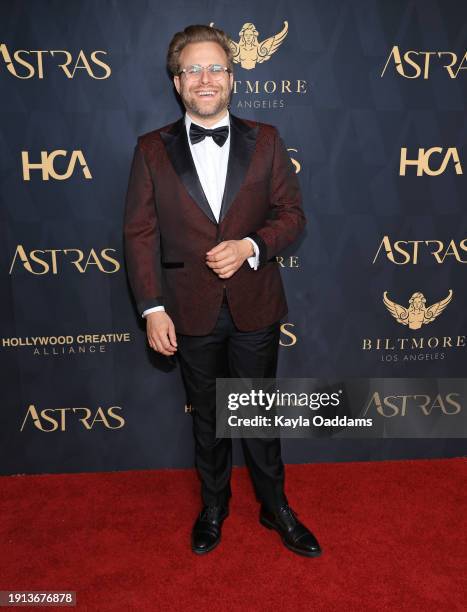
[167,24,234,76]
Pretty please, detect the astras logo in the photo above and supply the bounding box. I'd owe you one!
[20,404,125,431]
[9,245,120,275]
[0,43,111,79]
[372,236,467,265]
[362,392,462,417]
[381,46,466,79]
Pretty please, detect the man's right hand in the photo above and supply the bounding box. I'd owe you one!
[145,311,177,356]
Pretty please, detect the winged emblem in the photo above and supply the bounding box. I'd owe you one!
[228,21,289,70]
[383,290,453,330]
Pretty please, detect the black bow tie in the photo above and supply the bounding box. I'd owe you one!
[189,123,229,147]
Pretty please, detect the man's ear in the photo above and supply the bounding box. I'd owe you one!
[173,75,180,95]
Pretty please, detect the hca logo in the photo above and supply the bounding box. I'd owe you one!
[0,43,111,79]
[22,150,92,181]
[399,147,462,176]
[381,46,467,79]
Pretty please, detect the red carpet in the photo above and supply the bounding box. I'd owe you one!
[0,458,465,611]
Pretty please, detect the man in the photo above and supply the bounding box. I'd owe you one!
[124,24,321,557]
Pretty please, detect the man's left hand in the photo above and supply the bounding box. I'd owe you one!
[206,239,254,279]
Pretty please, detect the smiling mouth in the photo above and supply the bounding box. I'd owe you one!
[196,90,217,98]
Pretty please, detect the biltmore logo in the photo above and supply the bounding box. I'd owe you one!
[362,290,464,363]
[210,21,307,109]
[228,21,288,70]
[383,290,453,330]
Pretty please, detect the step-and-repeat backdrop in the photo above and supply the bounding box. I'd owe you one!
[1,0,466,475]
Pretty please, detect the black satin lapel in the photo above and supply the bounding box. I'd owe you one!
[219,113,259,223]
[160,119,217,225]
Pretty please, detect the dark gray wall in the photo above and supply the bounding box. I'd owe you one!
[1,0,466,475]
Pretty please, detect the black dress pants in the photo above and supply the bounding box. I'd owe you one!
[176,298,287,513]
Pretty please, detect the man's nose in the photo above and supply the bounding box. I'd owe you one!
[200,68,213,84]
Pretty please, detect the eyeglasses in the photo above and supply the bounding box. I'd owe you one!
[178,64,231,80]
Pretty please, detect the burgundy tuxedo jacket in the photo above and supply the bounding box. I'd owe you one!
[123,112,306,335]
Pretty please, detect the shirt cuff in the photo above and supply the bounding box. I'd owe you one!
[142,306,165,318]
[243,237,259,271]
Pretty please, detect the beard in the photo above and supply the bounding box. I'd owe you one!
[179,83,232,118]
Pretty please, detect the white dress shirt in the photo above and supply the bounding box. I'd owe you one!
[142,110,259,318]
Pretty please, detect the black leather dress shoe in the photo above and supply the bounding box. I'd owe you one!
[191,505,229,555]
[260,504,322,557]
